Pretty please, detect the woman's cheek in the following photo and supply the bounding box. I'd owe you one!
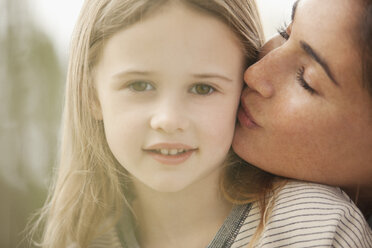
[270,99,315,134]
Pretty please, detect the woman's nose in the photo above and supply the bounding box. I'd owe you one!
[243,38,292,98]
[244,36,293,98]
[243,56,275,98]
[259,34,286,59]
[150,100,189,133]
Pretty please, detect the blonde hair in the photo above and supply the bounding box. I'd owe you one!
[29,0,266,247]
[221,154,286,247]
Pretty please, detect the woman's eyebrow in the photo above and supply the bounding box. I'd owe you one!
[291,0,300,21]
[292,1,339,87]
[300,41,340,86]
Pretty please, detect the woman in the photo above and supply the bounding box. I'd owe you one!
[233,0,372,223]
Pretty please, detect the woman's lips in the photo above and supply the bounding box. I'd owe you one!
[237,104,259,128]
[143,143,197,165]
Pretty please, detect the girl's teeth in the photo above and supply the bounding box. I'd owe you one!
[158,149,186,155]
[169,149,178,155]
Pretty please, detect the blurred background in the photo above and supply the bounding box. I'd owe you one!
[0,0,296,247]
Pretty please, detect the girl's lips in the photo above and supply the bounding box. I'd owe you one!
[143,143,198,165]
[145,143,196,150]
[145,150,196,165]
[237,104,259,128]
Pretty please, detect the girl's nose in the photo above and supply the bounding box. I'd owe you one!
[150,102,189,133]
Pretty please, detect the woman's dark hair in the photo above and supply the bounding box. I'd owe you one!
[357,0,372,220]
[360,1,372,95]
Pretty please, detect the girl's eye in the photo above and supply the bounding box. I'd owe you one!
[296,67,317,95]
[190,84,215,95]
[128,81,154,92]
[277,25,289,40]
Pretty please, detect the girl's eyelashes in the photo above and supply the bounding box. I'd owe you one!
[296,67,317,95]
[127,80,154,92]
[189,83,216,95]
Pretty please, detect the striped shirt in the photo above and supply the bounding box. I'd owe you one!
[88,181,372,248]
[233,181,372,248]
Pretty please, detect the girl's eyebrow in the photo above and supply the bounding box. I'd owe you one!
[112,70,233,82]
[191,73,233,82]
[112,70,155,78]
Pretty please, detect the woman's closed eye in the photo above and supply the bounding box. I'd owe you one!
[277,24,317,95]
[189,83,216,95]
[296,66,317,95]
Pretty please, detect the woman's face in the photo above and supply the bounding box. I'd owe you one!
[233,0,372,187]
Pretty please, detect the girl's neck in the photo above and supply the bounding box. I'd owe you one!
[131,168,232,248]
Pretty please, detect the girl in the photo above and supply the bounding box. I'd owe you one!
[31,0,371,247]
[32,0,263,247]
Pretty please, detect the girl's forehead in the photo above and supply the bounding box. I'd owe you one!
[94,1,244,83]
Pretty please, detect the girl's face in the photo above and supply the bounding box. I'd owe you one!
[94,3,245,192]
[233,0,372,186]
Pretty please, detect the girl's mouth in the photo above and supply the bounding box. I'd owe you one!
[143,143,198,165]
[149,148,189,156]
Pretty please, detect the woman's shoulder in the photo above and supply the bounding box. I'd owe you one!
[275,180,352,205]
[274,180,369,219]
[262,180,372,247]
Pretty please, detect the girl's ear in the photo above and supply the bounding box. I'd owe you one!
[91,99,103,120]
[91,89,103,120]
[90,71,103,120]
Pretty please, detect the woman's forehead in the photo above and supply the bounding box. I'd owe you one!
[293,0,363,86]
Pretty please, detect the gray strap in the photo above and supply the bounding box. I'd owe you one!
[117,203,252,248]
[207,203,252,248]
